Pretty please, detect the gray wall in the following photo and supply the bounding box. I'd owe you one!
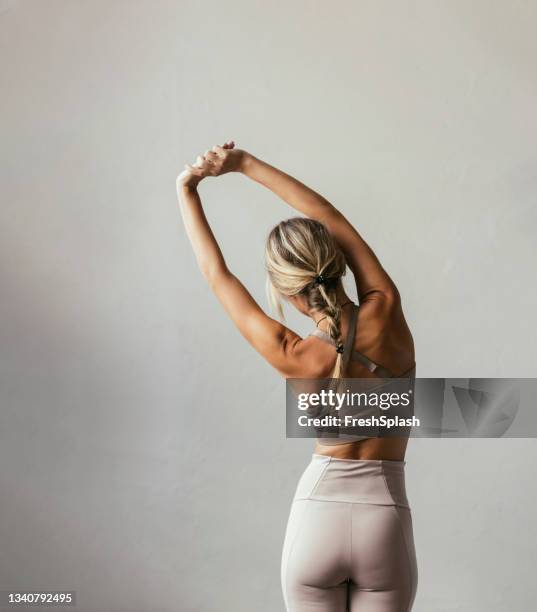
[1,1,536,611]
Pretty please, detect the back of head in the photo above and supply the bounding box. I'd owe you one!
[265,217,347,377]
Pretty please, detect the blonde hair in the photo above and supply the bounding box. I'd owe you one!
[265,217,347,378]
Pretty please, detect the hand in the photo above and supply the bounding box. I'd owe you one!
[179,141,246,186]
[176,167,202,189]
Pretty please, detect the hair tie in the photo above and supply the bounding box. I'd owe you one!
[313,274,326,287]
[336,343,344,354]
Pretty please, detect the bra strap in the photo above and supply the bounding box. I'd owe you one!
[310,303,408,378]
[350,350,395,378]
[340,304,358,372]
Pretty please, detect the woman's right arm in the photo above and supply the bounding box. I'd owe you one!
[239,153,399,304]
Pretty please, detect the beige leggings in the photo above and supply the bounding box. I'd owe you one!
[281,455,418,612]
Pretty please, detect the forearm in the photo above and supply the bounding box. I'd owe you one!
[240,153,334,221]
[177,182,228,283]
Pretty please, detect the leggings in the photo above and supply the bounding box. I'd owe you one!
[281,455,417,612]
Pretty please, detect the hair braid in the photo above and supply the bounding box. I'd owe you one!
[314,283,345,378]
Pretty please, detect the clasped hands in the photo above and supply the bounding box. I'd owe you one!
[177,140,246,188]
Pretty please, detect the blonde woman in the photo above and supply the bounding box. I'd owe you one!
[177,142,417,612]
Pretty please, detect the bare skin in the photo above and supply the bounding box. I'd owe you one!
[177,142,415,461]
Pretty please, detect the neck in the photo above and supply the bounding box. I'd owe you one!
[309,288,354,331]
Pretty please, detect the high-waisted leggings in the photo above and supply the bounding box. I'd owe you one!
[281,455,417,611]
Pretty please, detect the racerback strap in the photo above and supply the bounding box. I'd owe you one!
[340,304,359,372]
[309,303,405,378]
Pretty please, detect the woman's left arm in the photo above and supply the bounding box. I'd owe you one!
[176,146,310,378]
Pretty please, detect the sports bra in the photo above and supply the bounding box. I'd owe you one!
[309,302,416,445]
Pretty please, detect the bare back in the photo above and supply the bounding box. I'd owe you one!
[310,298,415,461]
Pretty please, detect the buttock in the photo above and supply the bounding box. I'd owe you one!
[281,455,417,612]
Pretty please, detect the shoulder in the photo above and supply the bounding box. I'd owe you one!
[360,285,401,312]
[278,332,337,379]
[357,287,414,362]
[359,286,404,328]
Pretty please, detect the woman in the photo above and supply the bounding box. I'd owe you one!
[177,141,418,612]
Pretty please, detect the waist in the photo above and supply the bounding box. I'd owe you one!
[293,453,410,508]
[315,436,408,460]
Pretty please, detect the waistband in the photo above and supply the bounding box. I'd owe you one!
[292,454,410,508]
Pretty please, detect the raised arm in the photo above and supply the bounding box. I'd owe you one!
[239,153,399,304]
[176,143,317,378]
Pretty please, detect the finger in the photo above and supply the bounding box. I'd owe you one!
[212,144,225,156]
[204,150,218,161]
[194,155,205,167]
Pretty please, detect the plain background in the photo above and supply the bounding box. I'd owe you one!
[1,1,536,610]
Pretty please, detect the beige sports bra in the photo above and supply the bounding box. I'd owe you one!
[309,302,416,445]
